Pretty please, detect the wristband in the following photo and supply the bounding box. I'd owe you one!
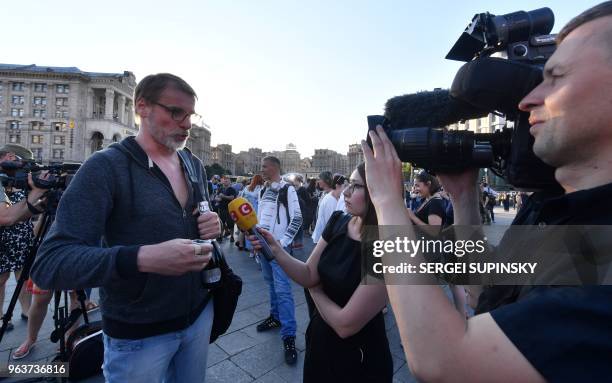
[26,200,44,215]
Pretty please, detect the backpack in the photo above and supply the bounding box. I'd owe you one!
[261,184,304,226]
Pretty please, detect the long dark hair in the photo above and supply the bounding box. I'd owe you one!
[356,162,377,239]
[306,178,317,193]
[416,171,441,196]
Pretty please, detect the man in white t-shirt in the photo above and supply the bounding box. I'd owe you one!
[311,172,346,243]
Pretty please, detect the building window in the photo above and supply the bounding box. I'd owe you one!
[33,109,47,118]
[53,135,65,145]
[52,149,64,159]
[55,109,69,118]
[9,121,21,130]
[34,83,47,92]
[11,95,25,104]
[9,134,20,144]
[12,82,24,91]
[56,84,70,93]
[31,121,44,130]
[0,82,3,90]
[33,97,47,105]
[56,97,68,106]
[32,148,43,161]
[53,122,67,131]
[11,108,24,117]
[32,135,44,144]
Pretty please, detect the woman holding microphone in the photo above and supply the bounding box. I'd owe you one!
[249,163,392,382]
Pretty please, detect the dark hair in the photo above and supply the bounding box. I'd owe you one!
[332,173,346,186]
[248,174,264,191]
[263,156,281,168]
[356,163,377,238]
[558,1,612,43]
[318,171,333,188]
[134,73,197,105]
[416,171,441,195]
[307,178,317,192]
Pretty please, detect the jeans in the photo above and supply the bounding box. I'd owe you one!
[259,247,296,339]
[102,300,214,383]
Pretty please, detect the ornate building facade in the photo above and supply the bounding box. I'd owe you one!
[0,63,137,163]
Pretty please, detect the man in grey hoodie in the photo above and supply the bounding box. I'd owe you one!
[31,73,222,382]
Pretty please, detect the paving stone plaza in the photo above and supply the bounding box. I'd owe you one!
[1,208,516,382]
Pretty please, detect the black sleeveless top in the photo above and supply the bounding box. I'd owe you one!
[304,211,393,383]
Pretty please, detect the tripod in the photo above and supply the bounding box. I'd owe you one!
[0,190,91,355]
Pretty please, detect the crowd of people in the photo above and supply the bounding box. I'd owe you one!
[1,2,611,382]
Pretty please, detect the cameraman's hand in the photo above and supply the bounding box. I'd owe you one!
[137,238,212,276]
[361,126,405,210]
[437,169,479,201]
[27,172,49,201]
[437,169,481,226]
[195,210,222,240]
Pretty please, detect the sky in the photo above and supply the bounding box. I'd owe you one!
[2,0,602,157]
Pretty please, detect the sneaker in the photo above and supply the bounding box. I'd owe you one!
[283,336,297,365]
[256,315,281,332]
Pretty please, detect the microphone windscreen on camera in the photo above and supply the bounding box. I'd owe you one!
[228,197,259,231]
[384,89,489,128]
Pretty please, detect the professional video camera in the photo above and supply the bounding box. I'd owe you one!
[368,8,560,190]
[0,160,80,190]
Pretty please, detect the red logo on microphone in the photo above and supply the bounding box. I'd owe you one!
[239,203,253,215]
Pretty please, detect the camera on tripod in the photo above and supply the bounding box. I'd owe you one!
[367,7,560,190]
[0,160,81,190]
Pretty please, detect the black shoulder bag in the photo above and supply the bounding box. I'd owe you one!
[178,150,243,343]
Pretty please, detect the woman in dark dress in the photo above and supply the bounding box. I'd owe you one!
[407,171,468,318]
[251,163,393,382]
[408,171,445,226]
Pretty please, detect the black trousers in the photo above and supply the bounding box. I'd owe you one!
[219,207,235,235]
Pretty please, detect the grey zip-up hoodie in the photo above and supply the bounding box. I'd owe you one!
[31,137,211,339]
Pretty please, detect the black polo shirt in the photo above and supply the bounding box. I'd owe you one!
[217,185,236,209]
[483,182,612,382]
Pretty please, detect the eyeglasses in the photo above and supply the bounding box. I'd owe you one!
[345,182,365,195]
[153,102,202,125]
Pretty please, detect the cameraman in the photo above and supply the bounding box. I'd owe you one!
[363,2,612,382]
[0,144,46,226]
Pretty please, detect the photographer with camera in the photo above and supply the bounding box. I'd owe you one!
[364,3,612,381]
[30,73,222,382]
[0,144,41,331]
[0,144,47,227]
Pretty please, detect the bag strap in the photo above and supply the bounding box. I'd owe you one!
[178,149,209,202]
[177,150,228,268]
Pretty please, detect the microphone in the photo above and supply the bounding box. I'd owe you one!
[383,88,489,128]
[228,197,276,261]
